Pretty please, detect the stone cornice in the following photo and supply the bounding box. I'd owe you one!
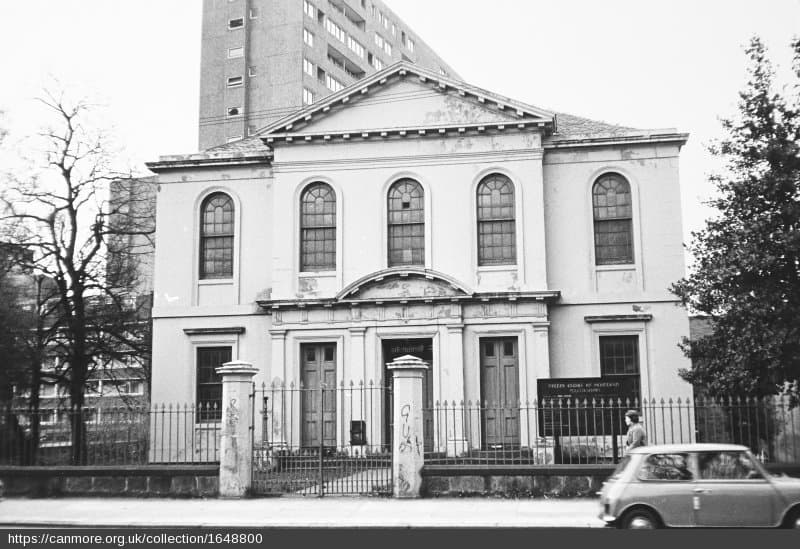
[584,314,653,323]
[258,290,561,312]
[272,148,544,173]
[183,327,246,335]
[544,132,689,150]
[264,121,547,146]
[146,152,271,172]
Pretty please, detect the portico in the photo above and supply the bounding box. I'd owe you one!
[258,267,559,454]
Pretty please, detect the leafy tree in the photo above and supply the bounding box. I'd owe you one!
[0,91,154,464]
[672,37,800,405]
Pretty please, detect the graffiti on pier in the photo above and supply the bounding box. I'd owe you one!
[225,398,240,434]
[396,463,412,495]
[398,404,422,456]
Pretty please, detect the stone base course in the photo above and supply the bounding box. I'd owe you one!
[1,463,797,499]
[423,474,604,498]
[0,466,218,498]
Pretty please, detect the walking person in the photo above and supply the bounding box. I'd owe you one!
[624,410,647,454]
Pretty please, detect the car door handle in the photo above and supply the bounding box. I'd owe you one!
[693,488,711,494]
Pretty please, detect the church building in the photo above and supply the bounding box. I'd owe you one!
[146,62,691,454]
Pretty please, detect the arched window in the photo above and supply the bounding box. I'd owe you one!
[300,182,337,272]
[387,179,425,267]
[593,173,633,265]
[200,193,235,279]
[477,174,516,266]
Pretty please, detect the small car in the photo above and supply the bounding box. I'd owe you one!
[598,443,800,528]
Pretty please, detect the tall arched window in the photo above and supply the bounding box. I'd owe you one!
[593,173,633,265]
[477,174,516,266]
[200,193,235,279]
[300,182,337,272]
[387,179,425,267]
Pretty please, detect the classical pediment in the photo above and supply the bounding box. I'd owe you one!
[337,269,472,302]
[293,79,527,134]
[259,62,555,143]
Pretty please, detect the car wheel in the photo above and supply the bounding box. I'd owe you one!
[783,507,800,529]
[621,508,660,529]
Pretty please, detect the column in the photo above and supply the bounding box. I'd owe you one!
[530,323,552,461]
[216,360,258,498]
[348,327,368,453]
[532,323,551,380]
[268,329,288,450]
[388,355,428,499]
[442,324,468,456]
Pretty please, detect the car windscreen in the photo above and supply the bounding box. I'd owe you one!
[610,455,631,479]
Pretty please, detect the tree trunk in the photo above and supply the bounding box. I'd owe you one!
[28,361,41,466]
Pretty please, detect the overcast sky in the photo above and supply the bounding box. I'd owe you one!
[0,0,798,262]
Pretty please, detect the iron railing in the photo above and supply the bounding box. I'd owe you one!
[0,404,221,466]
[252,381,392,496]
[423,396,800,465]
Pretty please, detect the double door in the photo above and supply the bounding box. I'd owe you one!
[300,343,337,448]
[480,337,520,448]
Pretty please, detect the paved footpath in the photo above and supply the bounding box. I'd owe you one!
[0,497,604,528]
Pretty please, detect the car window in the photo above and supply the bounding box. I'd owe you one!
[638,453,693,481]
[698,451,763,480]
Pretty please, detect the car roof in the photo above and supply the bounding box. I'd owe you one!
[628,443,750,454]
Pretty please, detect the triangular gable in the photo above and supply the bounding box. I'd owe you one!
[258,62,555,142]
[292,79,530,134]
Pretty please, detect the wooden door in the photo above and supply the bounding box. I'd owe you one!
[480,337,520,448]
[301,343,337,448]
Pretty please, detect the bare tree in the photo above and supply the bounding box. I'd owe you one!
[0,90,154,464]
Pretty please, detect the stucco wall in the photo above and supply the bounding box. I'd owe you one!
[151,162,273,406]
[543,143,686,303]
[152,164,273,314]
[269,132,548,300]
[542,141,692,400]
[548,303,692,399]
[150,127,691,417]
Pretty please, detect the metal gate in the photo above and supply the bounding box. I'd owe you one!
[251,381,393,496]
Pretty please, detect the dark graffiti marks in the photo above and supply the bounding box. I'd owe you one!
[396,464,412,495]
[398,404,422,456]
